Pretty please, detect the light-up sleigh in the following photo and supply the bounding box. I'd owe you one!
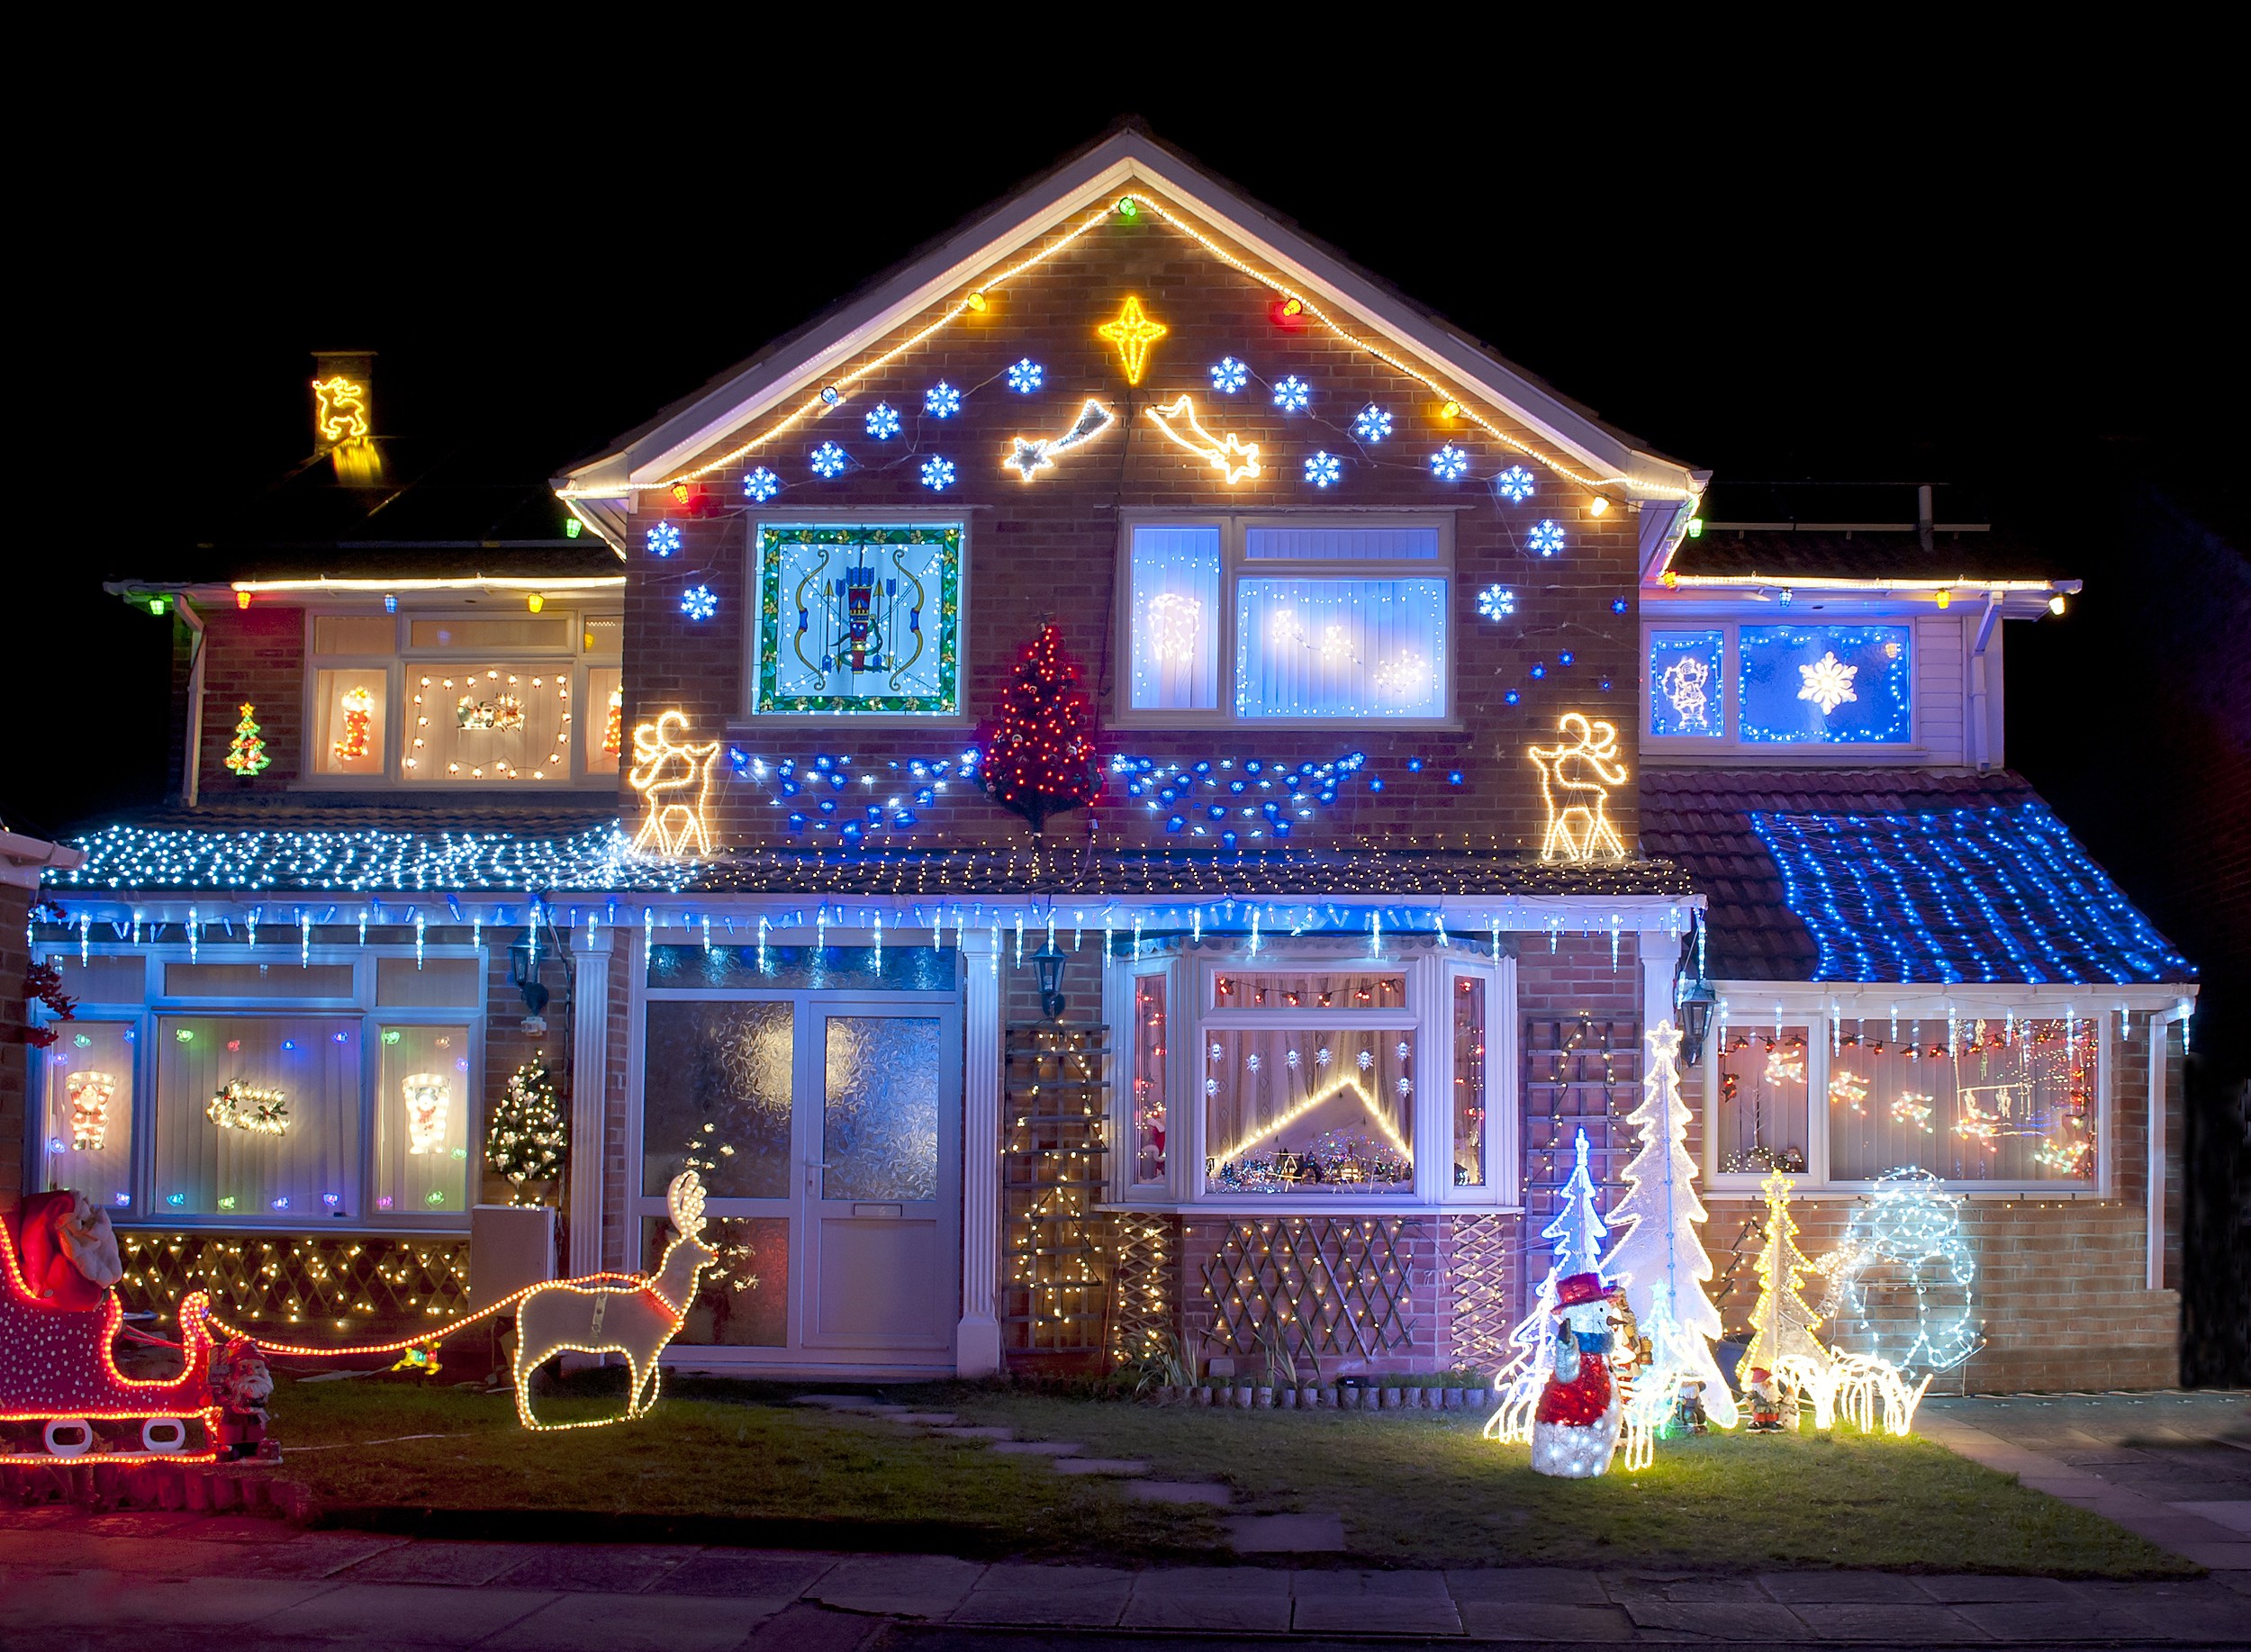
[1,1191,220,1463]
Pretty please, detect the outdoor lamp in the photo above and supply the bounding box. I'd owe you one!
[1032,941,1068,1021]
[509,934,551,1032]
[1675,919,1717,1067]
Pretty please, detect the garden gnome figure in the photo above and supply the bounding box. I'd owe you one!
[1531,1271,1624,1477]
[208,1337,276,1460]
[1746,1366,1785,1431]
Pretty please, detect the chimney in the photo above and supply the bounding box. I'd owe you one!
[312,350,381,483]
[1917,483,1935,555]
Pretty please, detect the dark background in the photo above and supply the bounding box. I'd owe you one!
[13,64,2246,1377]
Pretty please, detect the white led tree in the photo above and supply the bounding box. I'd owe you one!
[1744,1167,1831,1395]
[1486,1128,1609,1442]
[1600,1021,1740,1440]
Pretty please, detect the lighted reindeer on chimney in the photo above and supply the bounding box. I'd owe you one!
[511,1170,716,1430]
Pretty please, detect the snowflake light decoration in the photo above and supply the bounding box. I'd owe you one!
[1430,444,1470,481]
[924,381,961,419]
[1357,1049,1375,1070]
[809,442,848,479]
[1478,583,1517,621]
[1246,1052,1262,1072]
[1797,650,1860,714]
[1210,357,1250,393]
[679,584,718,621]
[1204,1078,1219,1096]
[1496,465,1536,502]
[863,402,900,439]
[1007,358,1044,393]
[1286,1050,1301,1069]
[1352,404,1393,442]
[1530,519,1566,556]
[1209,1043,1223,1061]
[1304,450,1342,488]
[743,466,780,502]
[919,456,956,492]
[1397,1077,1413,1097]
[1396,1041,1411,1061]
[646,521,681,557]
[1272,375,1311,411]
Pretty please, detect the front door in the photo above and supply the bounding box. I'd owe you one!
[635,946,961,1373]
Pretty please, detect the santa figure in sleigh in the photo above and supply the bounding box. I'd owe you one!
[1530,1270,1625,1478]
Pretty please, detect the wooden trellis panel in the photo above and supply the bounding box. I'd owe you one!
[1447,1213,1515,1373]
[1106,1214,1178,1369]
[1519,1016,1640,1320]
[999,1025,1112,1358]
[115,1232,472,1334]
[1198,1216,1415,1364]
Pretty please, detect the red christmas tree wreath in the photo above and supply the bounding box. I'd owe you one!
[981,623,1101,833]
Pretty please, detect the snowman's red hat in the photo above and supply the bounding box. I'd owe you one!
[1555,1271,1607,1308]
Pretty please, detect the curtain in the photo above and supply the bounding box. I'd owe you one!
[1235,578,1445,718]
[1204,1025,1415,1193]
[1129,526,1221,709]
[153,1016,359,1218]
[1828,1016,2093,1182]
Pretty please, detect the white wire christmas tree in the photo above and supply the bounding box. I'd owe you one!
[1485,1127,1609,1443]
[1744,1167,1832,1411]
[1600,1020,1740,1462]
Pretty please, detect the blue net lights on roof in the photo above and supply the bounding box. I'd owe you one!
[1749,803,2194,985]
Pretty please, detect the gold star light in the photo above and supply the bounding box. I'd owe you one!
[1098,295,1167,385]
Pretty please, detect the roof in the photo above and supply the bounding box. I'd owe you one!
[1669,527,2073,582]
[1641,769,2194,986]
[560,124,1707,508]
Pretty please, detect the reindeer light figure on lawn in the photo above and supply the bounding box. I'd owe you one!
[511,1171,716,1431]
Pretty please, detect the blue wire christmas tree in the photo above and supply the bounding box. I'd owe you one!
[1486,1128,1608,1442]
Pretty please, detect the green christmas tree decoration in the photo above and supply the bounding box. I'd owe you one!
[223,701,270,777]
[981,623,1100,832]
[488,1058,566,1198]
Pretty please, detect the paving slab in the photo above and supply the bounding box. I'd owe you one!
[655,1549,838,1597]
[881,1412,961,1425]
[1123,1478,1233,1505]
[1225,1512,1347,1553]
[808,1552,984,1617]
[741,1601,889,1651]
[1449,1567,1610,1604]
[1605,1572,1774,1602]
[338,1540,555,1585]
[1456,1600,1634,1640]
[793,1395,885,1409]
[1051,1456,1148,1476]
[1121,1566,1292,1631]
[990,1440,1080,1455]
[1291,1567,1462,1635]
[1952,1599,2170,1641]
[1758,1571,1939,1603]
[1917,1573,2079,1602]
[926,1425,1014,1440]
[0,1574,336,1629]
[253,1582,556,1644]
[1620,1599,1811,1637]
[952,1561,1135,1627]
[486,1589,775,1651]
[489,1542,699,1593]
[221,1532,413,1578]
[1790,1602,1993,1641]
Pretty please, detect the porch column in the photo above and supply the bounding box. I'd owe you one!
[1637,927,1678,1043]
[568,925,614,1277]
[957,928,1003,1375]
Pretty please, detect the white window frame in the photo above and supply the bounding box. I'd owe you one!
[1641,619,1919,754]
[1114,512,1457,729]
[28,944,488,1232]
[300,607,621,790]
[1702,985,2114,1197]
[1104,940,1514,1214]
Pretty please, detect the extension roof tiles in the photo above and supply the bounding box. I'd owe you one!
[1671,481,2073,582]
[1641,768,2192,985]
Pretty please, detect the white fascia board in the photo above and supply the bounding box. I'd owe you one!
[1716,980,2199,1014]
[568,135,1703,500]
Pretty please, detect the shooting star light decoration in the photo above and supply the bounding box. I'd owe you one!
[1004,398,1116,482]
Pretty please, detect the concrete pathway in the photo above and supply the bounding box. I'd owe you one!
[1920,1391,2251,1571]
[5,1508,2248,1648]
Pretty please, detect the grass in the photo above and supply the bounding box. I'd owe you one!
[266,1370,2195,1576]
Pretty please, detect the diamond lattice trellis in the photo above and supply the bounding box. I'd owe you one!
[115,1232,472,1333]
[1447,1213,1515,1374]
[1107,1214,1179,1369]
[1198,1217,1416,1363]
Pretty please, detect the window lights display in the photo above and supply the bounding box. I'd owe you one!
[1646,629,1724,739]
[1204,1026,1415,1191]
[588,667,623,773]
[42,1023,133,1209]
[1715,1024,1811,1174]
[1739,624,1912,744]
[1131,974,1168,1186]
[407,667,571,780]
[1828,1016,2093,1182]
[376,1025,472,1214]
[1452,975,1487,1187]
[752,525,963,715]
[156,1017,359,1220]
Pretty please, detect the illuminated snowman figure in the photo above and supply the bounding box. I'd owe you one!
[402,1073,452,1155]
[1530,1270,1625,1477]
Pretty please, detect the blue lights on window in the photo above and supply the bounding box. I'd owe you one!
[1751,802,2194,984]
[646,521,682,557]
[1430,444,1469,482]
[924,382,961,419]
[1303,451,1342,488]
[1648,627,1725,739]
[1495,465,1536,502]
[1352,405,1393,442]
[1272,375,1311,411]
[864,402,900,439]
[809,443,849,479]
[1740,624,1912,744]
[744,466,780,502]
[681,584,719,621]
[919,456,956,492]
[1529,519,1565,556]
[1007,358,1044,393]
[1210,357,1250,393]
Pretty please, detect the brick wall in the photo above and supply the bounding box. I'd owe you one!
[619,192,1645,858]
[194,604,306,795]
[0,884,31,1211]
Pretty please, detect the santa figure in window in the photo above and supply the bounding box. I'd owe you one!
[1530,1271,1624,1478]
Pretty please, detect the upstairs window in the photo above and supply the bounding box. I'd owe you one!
[1123,516,1451,725]
[1646,621,1913,748]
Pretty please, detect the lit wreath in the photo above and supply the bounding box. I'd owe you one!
[206,1079,290,1137]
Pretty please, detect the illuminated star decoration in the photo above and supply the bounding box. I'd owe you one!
[1097,295,1168,385]
[1797,651,1860,715]
[1144,395,1261,483]
[1004,398,1116,481]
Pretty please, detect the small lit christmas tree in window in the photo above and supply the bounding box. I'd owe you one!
[488,1057,565,1201]
[981,622,1100,832]
[224,702,270,776]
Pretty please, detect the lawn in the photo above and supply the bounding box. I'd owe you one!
[267,1370,2193,1577]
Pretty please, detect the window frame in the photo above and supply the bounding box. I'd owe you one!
[1114,511,1458,729]
[1702,987,2112,1196]
[28,943,488,1232]
[1105,940,1514,1212]
[1641,619,1919,754]
[300,607,620,790]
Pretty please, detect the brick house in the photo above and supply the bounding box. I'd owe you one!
[19,130,2193,1396]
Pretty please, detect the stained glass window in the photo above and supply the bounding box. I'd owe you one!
[754,524,962,714]
[1739,624,1912,744]
[1647,628,1725,739]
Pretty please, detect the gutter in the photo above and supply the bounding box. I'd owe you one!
[1968,591,2002,772]
[0,831,85,890]
[2146,998,2195,1291]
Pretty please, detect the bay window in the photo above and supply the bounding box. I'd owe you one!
[1121,516,1451,725]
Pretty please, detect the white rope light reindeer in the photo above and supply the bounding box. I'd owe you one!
[511,1171,717,1431]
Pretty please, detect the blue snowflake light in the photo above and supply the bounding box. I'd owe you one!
[1496,465,1536,502]
[1478,583,1517,621]
[864,402,900,439]
[1304,451,1342,488]
[1272,375,1311,411]
[1007,358,1044,393]
[646,521,682,557]
[1352,404,1393,443]
[1612,597,1630,615]
[680,584,718,621]
[919,456,956,492]
[1430,444,1470,482]
[1530,519,1567,556]
[1210,357,1250,393]
[743,467,780,502]
[924,381,961,419]
[809,443,849,479]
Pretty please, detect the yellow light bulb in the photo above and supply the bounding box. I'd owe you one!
[966,291,988,311]
[1440,400,1460,420]
[1936,589,1953,609]
[1588,495,1610,517]
[527,594,545,613]
[2048,594,2066,615]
